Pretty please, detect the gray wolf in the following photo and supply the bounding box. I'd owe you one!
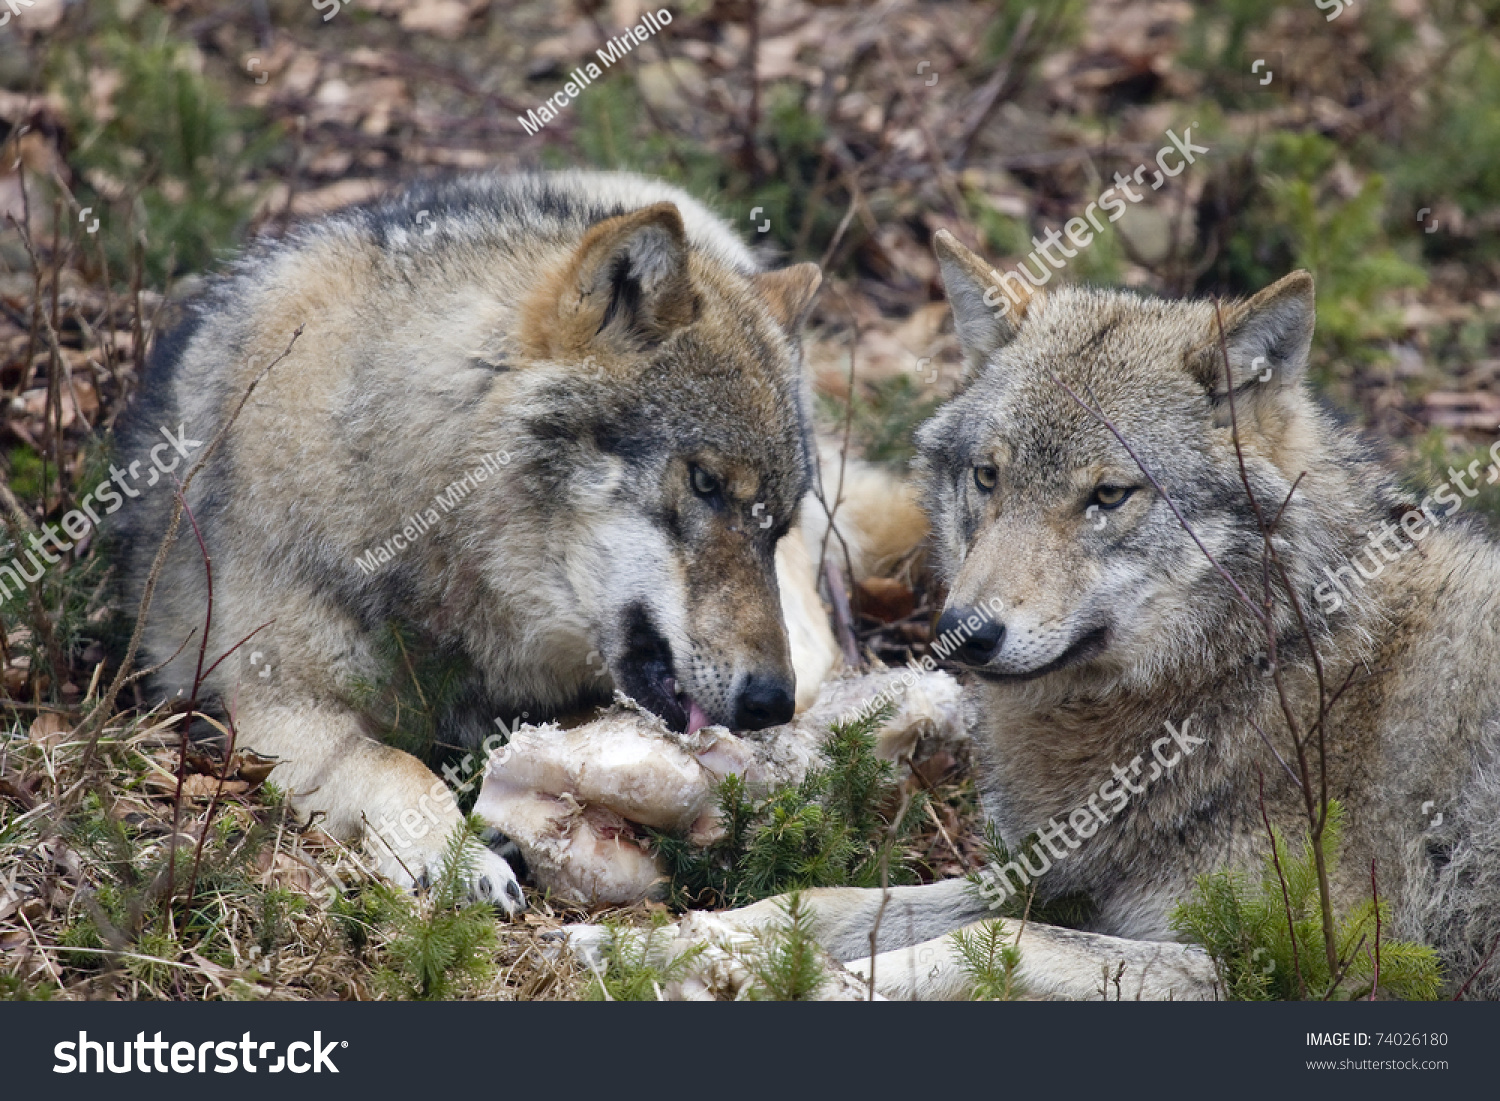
[114,170,825,910]
[669,231,1500,999]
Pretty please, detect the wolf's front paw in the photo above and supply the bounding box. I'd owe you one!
[468,843,527,914]
[380,834,527,916]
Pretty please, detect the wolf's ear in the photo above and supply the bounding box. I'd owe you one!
[1193,270,1316,403]
[752,263,822,334]
[933,230,1030,370]
[533,202,698,357]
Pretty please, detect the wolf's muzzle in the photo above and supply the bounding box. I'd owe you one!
[733,674,795,730]
[935,606,1006,665]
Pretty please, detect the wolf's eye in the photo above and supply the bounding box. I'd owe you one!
[973,465,999,492]
[690,464,721,499]
[1091,485,1134,510]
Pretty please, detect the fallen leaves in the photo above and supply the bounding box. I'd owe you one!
[1422,390,1500,431]
[27,711,72,750]
[854,576,916,623]
[140,744,279,800]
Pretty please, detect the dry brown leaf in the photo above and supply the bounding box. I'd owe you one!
[232,751,280,788]
[27,711,72,749]
[18,376,98,429]
[855,576,916,623]
[185,774,249,798]
[143,772,249,798]
[399,0,473,38]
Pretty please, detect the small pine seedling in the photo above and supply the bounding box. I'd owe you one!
[1170,801,1441,1000]
[745,891,828,1001]
[651,704,926,909]
[378,816,499,999]
[951,919,1025,1001]
[583,912,706,1001]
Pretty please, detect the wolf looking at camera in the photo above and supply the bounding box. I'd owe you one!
[115,171,827,910]
[696,232,1500,999]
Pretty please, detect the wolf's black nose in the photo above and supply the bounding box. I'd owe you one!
[936,606,1005,665]
[735,675,796,730]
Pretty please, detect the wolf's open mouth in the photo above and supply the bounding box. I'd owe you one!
[663,676,712,735]
[614,604,711,735]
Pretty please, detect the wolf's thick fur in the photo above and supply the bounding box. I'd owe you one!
[115,171,827,908]
[708,233,1500,999]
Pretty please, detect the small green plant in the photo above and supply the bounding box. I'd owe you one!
[952,919,1024,1001]
[817,376,945,467]
[582,912,705,1001]
[979,0,1086,74]
[1402,428,1500,534]
[1180,0,1299,103]
[652,705,927,909]
[4,447,46,502]
[1383,14,1500,260]
[331,881,410,956]
[744,891,828,1001]
[967,821,1097,928]
[1171,801,1441,1000]
[346,621,481,775]
[965,193,1031,262]
[0,974,57,1001]
[572,77,840,261]
[1208,131,1425,360]
[50,4,279,281]
[377,816,499,1000]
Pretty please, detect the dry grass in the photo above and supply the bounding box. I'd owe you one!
[0,705,605,1000]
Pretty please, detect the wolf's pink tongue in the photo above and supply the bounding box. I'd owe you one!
[686,698,712,735]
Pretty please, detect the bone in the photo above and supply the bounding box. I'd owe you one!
[472,669,966,907]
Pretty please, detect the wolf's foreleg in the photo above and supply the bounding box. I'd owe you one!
[720,881,1218,1000]
[230,700,525,913]
[724,877,992,960]
[843,918,1217,1001]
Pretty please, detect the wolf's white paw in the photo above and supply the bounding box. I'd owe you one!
[463,844,527,915]
[381,836,527,916]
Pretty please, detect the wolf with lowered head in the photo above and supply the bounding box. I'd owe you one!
[115,172,823,910]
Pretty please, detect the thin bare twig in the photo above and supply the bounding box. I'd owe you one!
[1212,300,1340,978]
[1368,857,1381,1000]
[1452,933,1500,1001]
[164,487,215,912]
[1248,716,1302,790]
[865,785,912,1001]
[1258,769,1305,999]
[198,621,275,684]
[1045,368,1263,618]
[823,558,861,668]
